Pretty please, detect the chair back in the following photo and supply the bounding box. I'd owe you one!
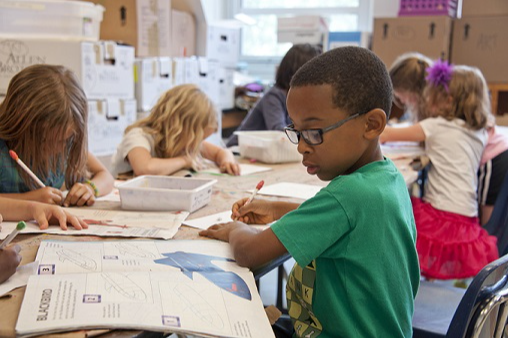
[446,254,508,337]
[484,172,508,256]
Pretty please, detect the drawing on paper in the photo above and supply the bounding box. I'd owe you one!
[154,252,251,300]
[82,219,128,229]
[173,284,225,328]
[115,243,156,258]
[57,249,97,271]
[102,272,147,301]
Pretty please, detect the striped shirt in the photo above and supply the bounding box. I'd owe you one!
[0,139,65,193]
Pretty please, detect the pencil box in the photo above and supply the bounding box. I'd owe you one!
[117,176,217,212]
[234,131,302,164]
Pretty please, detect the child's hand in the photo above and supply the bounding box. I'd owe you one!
[232,198,277,224]
[199,221,242,242]
[63,182,96,207]
[0,244,21,283]
[219,161,241,176]
[29,202,88,230]
[31,187,64,205]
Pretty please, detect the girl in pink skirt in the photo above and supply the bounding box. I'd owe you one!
[381,60,498,279]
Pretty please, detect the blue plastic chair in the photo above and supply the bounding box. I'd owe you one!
[413,254,508,337]
[483,172,508,256]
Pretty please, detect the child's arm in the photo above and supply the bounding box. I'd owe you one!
[127,147,192,176]
[0,198,88,230]
[0,188,63,205]
[232,198,299,224]
[0,244,21,284]
[380,124,426,143]
[200,141,240,175]
[200,223,287,268]
[63,153,114,207]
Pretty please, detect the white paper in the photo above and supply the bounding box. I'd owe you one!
[96,188,121,202]
[0,208,189,240]
[0,261,38,296]
[200,163,272,176]
[16,240,274,338]
[251,182,323,200]
[183,211,233,230]
[381,142,425,160]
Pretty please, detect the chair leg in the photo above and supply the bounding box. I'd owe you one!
[276,265,285,310]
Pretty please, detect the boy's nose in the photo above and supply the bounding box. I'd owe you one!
[297,138,312,154]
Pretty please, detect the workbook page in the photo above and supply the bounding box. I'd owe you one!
[16,240,274,338]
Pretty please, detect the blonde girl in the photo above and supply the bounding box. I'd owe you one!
[389,52,433,122]
[0,64,114,207]
[381,61,498,280]
[111,84,239,177]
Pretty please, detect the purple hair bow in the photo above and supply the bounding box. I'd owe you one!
[426,60,453,92]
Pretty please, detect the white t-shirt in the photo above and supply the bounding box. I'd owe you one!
[110,127,156,177]
[419,117,487,217]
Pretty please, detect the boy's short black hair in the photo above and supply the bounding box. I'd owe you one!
[290,46,393,118]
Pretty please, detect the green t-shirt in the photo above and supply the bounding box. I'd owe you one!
[271,158,420,338]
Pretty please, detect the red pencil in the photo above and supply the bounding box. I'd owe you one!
[246,180,264,205]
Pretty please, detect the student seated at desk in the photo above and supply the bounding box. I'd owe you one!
[389,52,433,123]
[381,61,498,280]
[0,197,88,283]
[226,44,322,147]
[201,46,420,338]
[0,65,114,207]
[111,84,240,178]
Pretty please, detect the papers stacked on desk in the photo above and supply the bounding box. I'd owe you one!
[15,240,275,338]
[0,208,189,240]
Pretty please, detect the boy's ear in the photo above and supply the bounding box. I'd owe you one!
[363,109,387,140]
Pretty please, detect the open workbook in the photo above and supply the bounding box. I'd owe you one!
[15,240,275,338]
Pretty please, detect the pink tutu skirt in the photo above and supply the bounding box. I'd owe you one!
[411,197,499,280]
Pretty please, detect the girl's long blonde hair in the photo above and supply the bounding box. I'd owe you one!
[126,84,217,164]
[425,65,490,130]
[389,52,433,121]
[0,64,88,189]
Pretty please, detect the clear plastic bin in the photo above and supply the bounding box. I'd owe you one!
[0,0,104,41]
[117,176,217,212]
[235,131,302,164]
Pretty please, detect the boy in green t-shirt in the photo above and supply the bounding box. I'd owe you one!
[200,46,420,338]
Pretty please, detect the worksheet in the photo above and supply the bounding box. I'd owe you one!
[251,182,323,200]
[16,240,274,338]
[381,141,425,160]
[183,211,271,231]
[199,163,272,176]
[0,208,189,240]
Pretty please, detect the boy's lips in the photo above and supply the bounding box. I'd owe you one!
[303,161,319,175]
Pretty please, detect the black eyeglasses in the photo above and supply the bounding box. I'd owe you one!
[284,113,361,146]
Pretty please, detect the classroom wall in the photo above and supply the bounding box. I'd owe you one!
[373,0,400,18]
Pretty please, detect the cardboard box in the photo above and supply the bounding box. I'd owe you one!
[171,9,196,57]
[451,15,508,83]
[135,57,172,111]
[0,38,134,99]
[205,24,240,67]
[172,57,186,86]
[372,16,453,68]
[91,0,171,57]
[461,0,508,17]
[277,15,329,45]
[197,58,219,107]
[218,67,235,110]
[88,98,136,156]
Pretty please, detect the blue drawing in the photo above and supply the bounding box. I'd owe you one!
[154,252,252,300]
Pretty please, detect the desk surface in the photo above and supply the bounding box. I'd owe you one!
[0,156,418,337]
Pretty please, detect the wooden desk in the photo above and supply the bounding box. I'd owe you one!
[0,157,418,337]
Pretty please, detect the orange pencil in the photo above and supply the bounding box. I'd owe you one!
[9,150,46,188]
